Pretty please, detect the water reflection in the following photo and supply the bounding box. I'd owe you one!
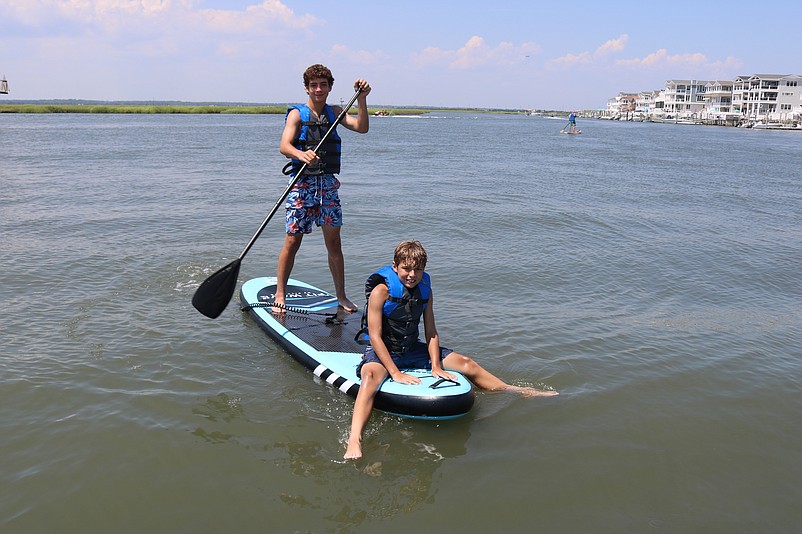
[274,416,472,530]
[190,390,472,530]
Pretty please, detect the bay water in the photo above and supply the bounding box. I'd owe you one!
[1,111,801,533]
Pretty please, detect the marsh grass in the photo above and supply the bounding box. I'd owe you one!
[0,104,288,114]
[0,104,520,115]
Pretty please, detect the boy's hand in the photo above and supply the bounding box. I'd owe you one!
[354,79,371,96]
[432,369,456,383]
[390,371,420,385]
[297,149,320,164]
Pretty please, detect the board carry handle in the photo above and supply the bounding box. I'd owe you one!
[429,377,461,389]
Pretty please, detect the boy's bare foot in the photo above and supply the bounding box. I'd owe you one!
[344,437,362,460]
[271,300,286,314]
[338,297,358,313]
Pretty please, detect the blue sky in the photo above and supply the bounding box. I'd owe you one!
[1,0,800,109]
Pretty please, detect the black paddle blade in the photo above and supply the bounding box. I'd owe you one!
[192,258,241,319]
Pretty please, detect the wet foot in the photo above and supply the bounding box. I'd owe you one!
[271,300,286,314]
[344,437,362,460]
[338,297,358,313]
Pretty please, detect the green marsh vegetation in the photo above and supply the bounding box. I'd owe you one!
[0,103,522,115]
[0,103,288,114]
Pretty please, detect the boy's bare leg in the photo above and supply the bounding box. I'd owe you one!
[345,363,387,460]
[274,234,303,313]
[444,352,559,397]
[322,225,357,312]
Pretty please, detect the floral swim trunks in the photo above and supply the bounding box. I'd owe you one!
[284,174,342,234]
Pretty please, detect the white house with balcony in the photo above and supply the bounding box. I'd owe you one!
[701,81,734,118]
[603,73,802,126]
[732,75,749,116]
[777,74,802,122]
[636,90,661,115]
[662,80,710,118]
[733,74,802,123]
[604,92,639,118]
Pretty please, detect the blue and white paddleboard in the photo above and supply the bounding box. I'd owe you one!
[240,277,475,419]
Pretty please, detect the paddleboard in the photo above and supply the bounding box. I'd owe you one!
[240,277,475,419]
[562,130,582,135]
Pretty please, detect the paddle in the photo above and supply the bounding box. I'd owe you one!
[192,87,363,319]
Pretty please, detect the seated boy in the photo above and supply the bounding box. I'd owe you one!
[344,240,558,460]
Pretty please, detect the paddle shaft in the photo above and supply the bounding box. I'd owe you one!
[236,87,363,261]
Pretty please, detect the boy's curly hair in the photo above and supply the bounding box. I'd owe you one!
[303,64,334,87]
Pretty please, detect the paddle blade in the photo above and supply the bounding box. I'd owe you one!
[192,259,241,318]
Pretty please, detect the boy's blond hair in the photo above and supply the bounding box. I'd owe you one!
[393,241,427,270]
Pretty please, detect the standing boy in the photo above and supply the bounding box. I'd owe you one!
[344,241,558,460]
[274,64,371,313]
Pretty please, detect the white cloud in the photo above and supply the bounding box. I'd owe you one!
[412,46,452,67]
[0,0,321,36]
[196,1,320,34]
[614,50,744,81]
[547,34,628,68]
[330,44,390,65]
[616,48,708,67]
[705,56,744,77]
[2,0,174,29]
[595,34,629,57]
[548,51,593,67]
[546,35,740,81]
[411,35,541,69]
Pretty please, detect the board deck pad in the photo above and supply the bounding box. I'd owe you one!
[240,277,475,419]
[257,283,360,353]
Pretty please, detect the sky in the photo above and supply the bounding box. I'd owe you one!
[1,0,801,110]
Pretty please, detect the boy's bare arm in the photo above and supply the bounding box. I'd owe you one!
[339,79,371,133]
[423,292,456,380]
[368,284,419,385]
[279,109,317,163]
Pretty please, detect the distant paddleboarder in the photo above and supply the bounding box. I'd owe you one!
[561,111,581,134]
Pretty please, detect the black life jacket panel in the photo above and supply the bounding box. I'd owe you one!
[283,103,341,176]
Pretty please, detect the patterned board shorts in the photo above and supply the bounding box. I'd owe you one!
[285,174,342,234]
[356,342,454,378]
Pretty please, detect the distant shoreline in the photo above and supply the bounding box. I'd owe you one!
[0,101,532,116]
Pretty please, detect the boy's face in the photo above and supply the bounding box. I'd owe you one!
[306,78,332,102]
[393,262,424,289]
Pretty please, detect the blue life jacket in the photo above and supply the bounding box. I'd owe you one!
[284,103,341,176]
[355,265,431,353]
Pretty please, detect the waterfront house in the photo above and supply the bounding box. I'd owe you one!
[636,90,661,116]
[662,80,710,118]
[604,73,802,127]
[777,75,802,123]
[604,92,639,119]
[702,81,734,115]
[734,74,802,124]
